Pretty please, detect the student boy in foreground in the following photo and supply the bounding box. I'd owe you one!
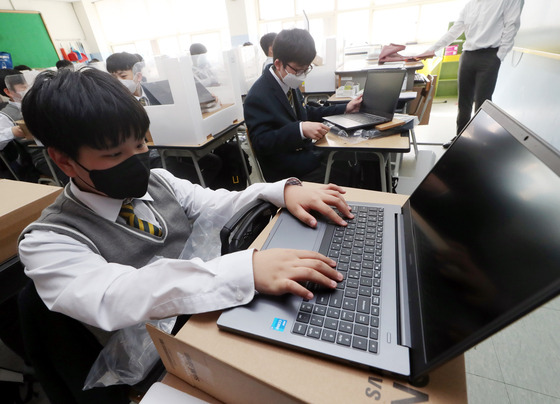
[18,67,352,363]
[244,28,362,183]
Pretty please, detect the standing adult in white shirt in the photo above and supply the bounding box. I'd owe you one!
[418,0,524,148]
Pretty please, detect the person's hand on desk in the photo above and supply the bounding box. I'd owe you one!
[414,51,436,60]
[12,126,25,138]
[345,94,363,114]
[302,122,330,140]
[284,183,354,228]
[253,249,343,300]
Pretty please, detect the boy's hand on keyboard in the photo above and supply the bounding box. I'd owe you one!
[253,249,343,300]
[284,183,354,228]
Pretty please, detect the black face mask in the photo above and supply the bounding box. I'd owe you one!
[75,151,151,199]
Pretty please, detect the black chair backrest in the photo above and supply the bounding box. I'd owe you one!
[18,281,129,404]
[220,199,277,255]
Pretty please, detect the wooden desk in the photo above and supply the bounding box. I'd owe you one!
[149,122,250,188]
[315,130,411,192]
[336,60,424,91]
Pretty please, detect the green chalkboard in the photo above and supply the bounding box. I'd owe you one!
[0,11,59,69]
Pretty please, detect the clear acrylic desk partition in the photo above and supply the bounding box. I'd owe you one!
[143,51,243,146]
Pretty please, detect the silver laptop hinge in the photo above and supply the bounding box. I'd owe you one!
[396,212,412,348]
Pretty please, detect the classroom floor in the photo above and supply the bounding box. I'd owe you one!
[2,97,559,404]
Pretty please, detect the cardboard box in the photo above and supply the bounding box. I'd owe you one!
[0,179,62,262]
[156,373,222,403]
[150,313,467,404]
[149,187,467,403]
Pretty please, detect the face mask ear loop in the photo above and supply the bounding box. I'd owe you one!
[73,159,101,194]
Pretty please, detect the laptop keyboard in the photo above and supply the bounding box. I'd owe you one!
[350,114,386,125]
[292,205,384,354]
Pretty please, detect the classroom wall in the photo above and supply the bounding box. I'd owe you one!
[0,0,89,64]
[514,0,560,54]
[0,0,85,44]
[493,0,560,151]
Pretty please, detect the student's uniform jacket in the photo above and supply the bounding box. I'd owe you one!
[244,68,346,182]
[18,169,289,334]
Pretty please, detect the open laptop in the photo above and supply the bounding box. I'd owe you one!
[218,101,560,382]
[323,69,406,131]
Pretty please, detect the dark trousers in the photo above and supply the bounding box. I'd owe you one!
[457,48,501,135]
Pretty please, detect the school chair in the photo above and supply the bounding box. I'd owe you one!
[18,281,171,404]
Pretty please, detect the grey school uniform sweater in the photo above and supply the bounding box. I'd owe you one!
[19,171,192,342]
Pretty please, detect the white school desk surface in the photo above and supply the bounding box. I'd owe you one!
[314,129,411,192]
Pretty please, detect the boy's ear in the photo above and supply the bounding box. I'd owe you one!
[3,88,14,100]
[47,147,78,178]
[273,59,283,71]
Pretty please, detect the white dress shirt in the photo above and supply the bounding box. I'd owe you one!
[427,0,524,61]
[19,169,289,331]
[0,102,21,150]
[0,111,15,150]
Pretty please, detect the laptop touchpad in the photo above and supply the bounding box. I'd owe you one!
[262,210,326,252]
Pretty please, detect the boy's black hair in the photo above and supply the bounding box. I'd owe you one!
[14,65,31,71]
[259,32,277,56]
[0,68,23,96]
[21,68,150,160]
[56,59,73,70]
[189,43,207,56]
[106,52,142,73]
[272,29,316,67]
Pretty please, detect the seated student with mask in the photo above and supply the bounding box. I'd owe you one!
[0,69,68,183]
[106,52,159,106]
[18,67,352,401]
[244,28,362,183]
[106,52,223,188]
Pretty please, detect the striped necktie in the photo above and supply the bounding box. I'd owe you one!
[139,96,149,106]
[119,202,162,237]
[287,89,297,115]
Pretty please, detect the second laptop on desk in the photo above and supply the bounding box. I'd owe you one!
[323,68,406,131]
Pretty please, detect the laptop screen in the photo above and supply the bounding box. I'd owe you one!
[361,69,406,119]
[408,102,560,370]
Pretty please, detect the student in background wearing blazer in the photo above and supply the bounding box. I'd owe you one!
[244,28,362,183]
[106,52,160,106]
[106,52,223,188]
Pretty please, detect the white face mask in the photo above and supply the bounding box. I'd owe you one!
[119,79,139,94]
[282,72,306,89]
[11,89,28,103]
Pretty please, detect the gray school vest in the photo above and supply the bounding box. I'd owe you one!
[21,171,192,266]
[1,103,22,121]
[19,171,193,342]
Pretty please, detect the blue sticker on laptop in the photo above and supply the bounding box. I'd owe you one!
[271,318,287,332]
